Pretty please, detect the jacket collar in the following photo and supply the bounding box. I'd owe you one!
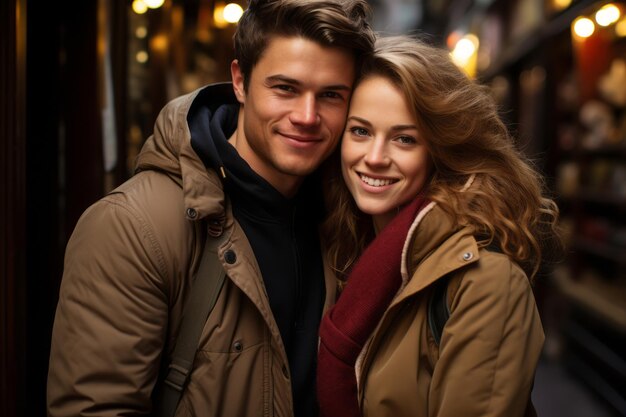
[395,174,479,305]
[396,205,479,302]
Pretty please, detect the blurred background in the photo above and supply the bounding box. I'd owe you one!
[1,0,625,416]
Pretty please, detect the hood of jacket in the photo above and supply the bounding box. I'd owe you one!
[135,83,239,221]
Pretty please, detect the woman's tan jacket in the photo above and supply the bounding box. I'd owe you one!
[47,86,337,417]
[356,202,544,417]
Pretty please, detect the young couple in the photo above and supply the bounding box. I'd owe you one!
[47,1,560,416]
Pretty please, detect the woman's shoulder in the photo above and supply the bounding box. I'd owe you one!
[447,245,535,313]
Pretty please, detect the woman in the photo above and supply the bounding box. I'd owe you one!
[317,36,561,417]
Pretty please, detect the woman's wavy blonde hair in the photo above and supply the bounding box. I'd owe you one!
[322,35,562,283]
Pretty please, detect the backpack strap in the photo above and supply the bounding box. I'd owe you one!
[153,230,227,417]
[427,275,451,346]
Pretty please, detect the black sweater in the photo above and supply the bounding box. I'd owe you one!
[188,84,326,417]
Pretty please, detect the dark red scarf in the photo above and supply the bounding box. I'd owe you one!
[317,196,430,417]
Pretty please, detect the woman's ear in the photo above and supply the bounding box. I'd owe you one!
[231,60,246,104]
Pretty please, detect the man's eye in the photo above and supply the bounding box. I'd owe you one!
[274,85,295,93]
[321,91,342,99]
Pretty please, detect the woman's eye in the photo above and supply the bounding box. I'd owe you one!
[396,135,417,145]
[350,127,369,136]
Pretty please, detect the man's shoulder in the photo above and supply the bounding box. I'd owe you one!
[164,83,236,115]
[109,170,181,200]
[103,169,227,229]
[98,171,187,231]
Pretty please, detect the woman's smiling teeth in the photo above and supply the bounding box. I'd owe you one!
[359,173,397,187]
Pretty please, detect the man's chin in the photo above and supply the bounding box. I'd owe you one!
[277,165,317,178]
[275,155,327,176]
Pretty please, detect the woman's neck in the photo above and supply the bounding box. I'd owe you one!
[372,212,396,235]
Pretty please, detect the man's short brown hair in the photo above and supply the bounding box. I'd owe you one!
[234,0,375,90]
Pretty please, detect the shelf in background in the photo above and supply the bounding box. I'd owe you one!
[576,189,626,208]
[478,0,598,80]
[572,237,626,265]
[576,145,626,158]
[552,266,626,333]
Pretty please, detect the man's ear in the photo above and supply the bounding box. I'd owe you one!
[231,60,246,104]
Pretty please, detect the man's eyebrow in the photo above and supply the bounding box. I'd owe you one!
[266,74,351,91]
[266,75,301,85]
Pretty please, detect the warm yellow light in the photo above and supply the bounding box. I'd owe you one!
[450,34,479,78]
[135,26,147,39]
[595,4,621,26]
[553,0,572,10]
[132,0,148,15]
[136,51,149,63]
[223,3,244,23]
[451,35,478,63]
[151,34,168,51]
[144,0,165,9]
[465,34,480,49]
[573,17,595,38]
[617,18,626,36]
[213,4,228,28]
[446,30,462,50]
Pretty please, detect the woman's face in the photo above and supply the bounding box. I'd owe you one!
[341,75,432,229]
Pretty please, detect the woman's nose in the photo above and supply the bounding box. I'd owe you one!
[363,139,390,166]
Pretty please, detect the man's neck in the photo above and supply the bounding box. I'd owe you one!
[228,119,302,198]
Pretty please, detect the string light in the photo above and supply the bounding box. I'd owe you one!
[595,3,621,26]
[144,0,165,9]
[135,26,147,39]
[223,3,244,23]
[553,0,573,10]
[616,18,626,36]
[132,0,148,15]
[573,17,595,38]
[136,51,149,63]
[450,34,479,77]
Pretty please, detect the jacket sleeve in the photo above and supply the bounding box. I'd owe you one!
[47,197,170,417]
[428,253,544,417]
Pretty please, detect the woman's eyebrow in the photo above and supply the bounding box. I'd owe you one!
[347,116,372,126]
[390,124,418,131]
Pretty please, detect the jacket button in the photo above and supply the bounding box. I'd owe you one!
[224,250,237,264]
[462,252,473,261]
[233,341,243,352]
[282,364,290,379]
[186,208,197,219]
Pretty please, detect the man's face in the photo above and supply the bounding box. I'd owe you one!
[231,35,356,196]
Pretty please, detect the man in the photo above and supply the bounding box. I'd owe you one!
[47,1,374,416]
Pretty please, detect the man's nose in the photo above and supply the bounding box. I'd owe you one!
[290,93,320,126]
